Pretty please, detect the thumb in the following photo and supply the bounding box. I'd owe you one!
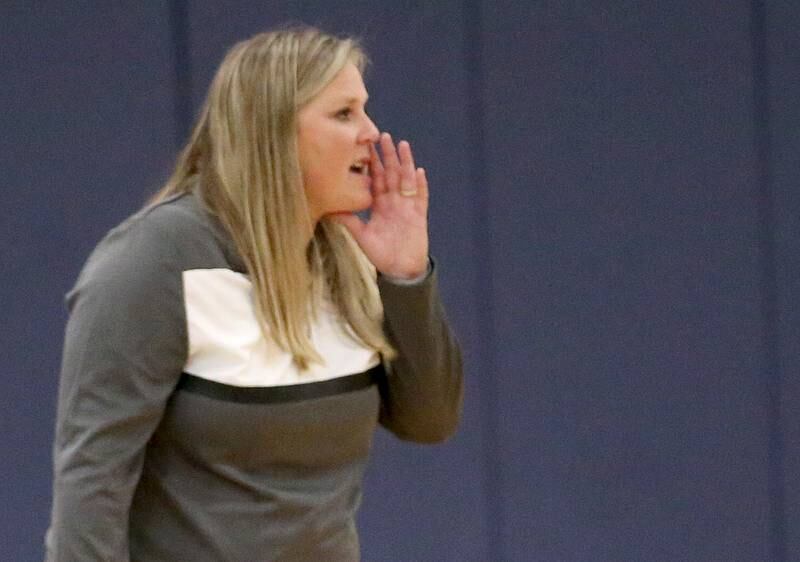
[330,213,366,240]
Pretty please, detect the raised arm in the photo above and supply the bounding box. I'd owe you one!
[333,133,464,442]
[377,263,464,442]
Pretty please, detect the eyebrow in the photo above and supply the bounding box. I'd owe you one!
[337,95,369,105]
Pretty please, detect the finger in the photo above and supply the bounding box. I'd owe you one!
[398,140,417,197]
[379,132,400,168]
[398,140,417,171]
[416,167,429,202]
[369,143,386,194]
[380,132,401,193]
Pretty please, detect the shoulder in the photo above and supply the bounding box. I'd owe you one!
[98,193,220,267]
[112,193,214,256]
[69,193,221,305]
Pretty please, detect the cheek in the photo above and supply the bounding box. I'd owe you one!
[298,124,355,190]
[298,141,327,186]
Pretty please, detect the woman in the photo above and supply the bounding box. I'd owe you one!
[46,27,462,561]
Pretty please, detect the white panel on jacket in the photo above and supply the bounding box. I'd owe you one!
[182,268,380,387]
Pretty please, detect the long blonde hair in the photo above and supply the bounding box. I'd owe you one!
[152,27,394,369]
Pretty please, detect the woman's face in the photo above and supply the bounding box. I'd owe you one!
[297,62,380,225]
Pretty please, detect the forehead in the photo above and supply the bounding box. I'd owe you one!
[314,62,368,103]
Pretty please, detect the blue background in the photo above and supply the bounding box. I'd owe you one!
[2,2,798,560]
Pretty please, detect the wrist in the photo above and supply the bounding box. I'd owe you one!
[380,259,432,285]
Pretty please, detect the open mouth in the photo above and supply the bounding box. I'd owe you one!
[349,162,369,175]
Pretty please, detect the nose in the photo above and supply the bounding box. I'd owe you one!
[360,114,380,144]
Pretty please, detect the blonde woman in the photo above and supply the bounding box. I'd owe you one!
[46,27,463,561]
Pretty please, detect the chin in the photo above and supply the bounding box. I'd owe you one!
[347,193,373,213]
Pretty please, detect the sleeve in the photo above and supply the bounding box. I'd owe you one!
[376,259,464,443]
[45,217,188,561]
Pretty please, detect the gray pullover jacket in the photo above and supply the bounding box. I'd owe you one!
[46,192,463,561]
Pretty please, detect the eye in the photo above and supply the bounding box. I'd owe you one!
[335,107,352,121]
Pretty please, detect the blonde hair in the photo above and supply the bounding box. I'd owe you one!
[152,27,394,369]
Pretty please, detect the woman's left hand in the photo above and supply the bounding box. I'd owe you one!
[333,132,429,280]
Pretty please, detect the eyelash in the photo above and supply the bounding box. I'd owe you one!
[335,108,352,120]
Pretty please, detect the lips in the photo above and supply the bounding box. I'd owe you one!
[349,162,369,175]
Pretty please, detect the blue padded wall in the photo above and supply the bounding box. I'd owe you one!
[3,2,798,560]
[0,4,176,560]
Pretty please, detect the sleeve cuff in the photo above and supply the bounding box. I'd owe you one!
[379,258,433,286]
